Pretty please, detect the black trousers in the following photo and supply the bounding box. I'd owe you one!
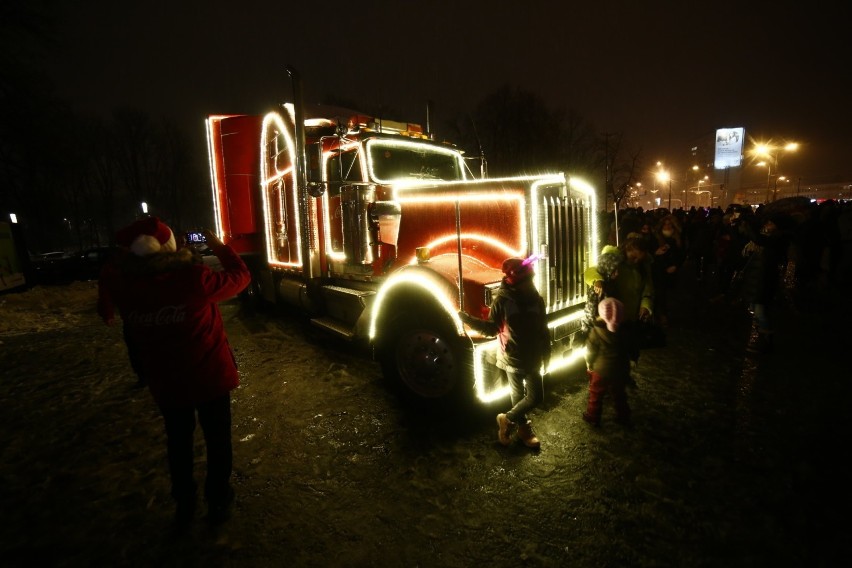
[160,393,233,505]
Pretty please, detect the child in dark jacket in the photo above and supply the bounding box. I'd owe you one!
[460,257,550,449]
[582,297,631,427]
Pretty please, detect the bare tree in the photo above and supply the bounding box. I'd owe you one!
[111,108,163,218]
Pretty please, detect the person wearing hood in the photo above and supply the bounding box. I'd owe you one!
[582,297,631,427]
[460,257,550,449]
[737,213,791,353]
[579,246,623,339]
[100,217,250,528]
[585,237,655,369]
[651,214,685,328]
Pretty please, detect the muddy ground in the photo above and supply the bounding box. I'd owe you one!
[1,267,849,567]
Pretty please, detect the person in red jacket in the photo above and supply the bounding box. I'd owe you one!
[103,217,250,528]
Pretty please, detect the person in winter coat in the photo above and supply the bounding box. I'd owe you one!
[579,247,623,339]
[101,217,250,528]
[460,257,551,449]
[585,237,654,364]
[582,297,631,427]
[738,213,791,353]
[650,214,685,327]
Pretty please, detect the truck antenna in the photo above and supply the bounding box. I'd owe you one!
[468,114,487,178]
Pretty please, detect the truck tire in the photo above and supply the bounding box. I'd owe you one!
[239,277,264,315]
[379,314,468,402]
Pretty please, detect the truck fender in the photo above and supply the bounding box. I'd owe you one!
[369,265,473,401]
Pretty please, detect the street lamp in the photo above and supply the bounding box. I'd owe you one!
[756,161,773,203]
[753,142,798,203]
[657,170,672,210]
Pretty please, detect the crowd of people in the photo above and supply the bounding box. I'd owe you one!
[577,197,852,426]
[96,198,851,529]
[599,198,851,314]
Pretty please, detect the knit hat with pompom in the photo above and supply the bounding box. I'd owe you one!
[598,297,624,332]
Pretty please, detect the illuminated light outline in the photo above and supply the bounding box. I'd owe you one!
[392,189,527,265]
[472,339,588,402]
[407,232,524,265]
[205,117,225,239]
[547,308,585,329]
[320,141,365,263]
[364,138,467,183]
[368,270,464,340]
[529,175,599,301]
[260,107,302,268]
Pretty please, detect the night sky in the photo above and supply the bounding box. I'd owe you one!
[45,1,850,183]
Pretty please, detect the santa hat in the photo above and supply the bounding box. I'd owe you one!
[116,217,176,257]
[598,297,624,332]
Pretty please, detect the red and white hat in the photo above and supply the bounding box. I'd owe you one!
[116,216,176,257]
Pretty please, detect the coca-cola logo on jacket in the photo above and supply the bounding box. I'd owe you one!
[127,305,187,326]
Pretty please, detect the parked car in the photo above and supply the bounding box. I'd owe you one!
[75,246,122,281]
[30,251,77,284]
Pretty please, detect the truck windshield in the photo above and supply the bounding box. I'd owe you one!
[367,140,464,182]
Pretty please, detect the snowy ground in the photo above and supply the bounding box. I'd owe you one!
[1,273,850,567]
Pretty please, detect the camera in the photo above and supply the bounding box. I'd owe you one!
[185,231,206,244]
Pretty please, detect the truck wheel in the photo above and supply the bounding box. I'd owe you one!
[380,318,466,401]
[239,278,264,314]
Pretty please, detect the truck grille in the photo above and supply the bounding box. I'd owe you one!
[538,186,592,312]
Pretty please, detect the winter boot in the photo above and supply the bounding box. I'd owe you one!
[517,421,540,449]
[496,413,516,446]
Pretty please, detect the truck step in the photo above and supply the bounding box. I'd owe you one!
[321,285,375,300]
[310,317,356,340]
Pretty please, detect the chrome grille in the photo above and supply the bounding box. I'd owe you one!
[538,186,592,312]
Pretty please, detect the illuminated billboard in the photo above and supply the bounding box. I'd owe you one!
[714,127,745,169]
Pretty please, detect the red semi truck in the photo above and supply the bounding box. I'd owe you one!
[205,71,599,403]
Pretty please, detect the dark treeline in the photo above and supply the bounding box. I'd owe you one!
[1,4,210,254]
[2,4,642,255]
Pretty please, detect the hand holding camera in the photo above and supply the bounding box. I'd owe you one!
[185,230,207,245]
[185,229,223,248]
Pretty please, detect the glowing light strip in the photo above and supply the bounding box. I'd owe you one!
[570,176,600,265]
[529,175,599,299]
[394,191,527,265]
[393,193,523,204]
[548,309,585,329]
[472,339,587,402]
[408,232,524,265]
[320,142,366,263]
[364,138,467,183]
[390,174,565,191]
[260,107,302,268]
[205,118,224,239]
[368,271,464,339]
